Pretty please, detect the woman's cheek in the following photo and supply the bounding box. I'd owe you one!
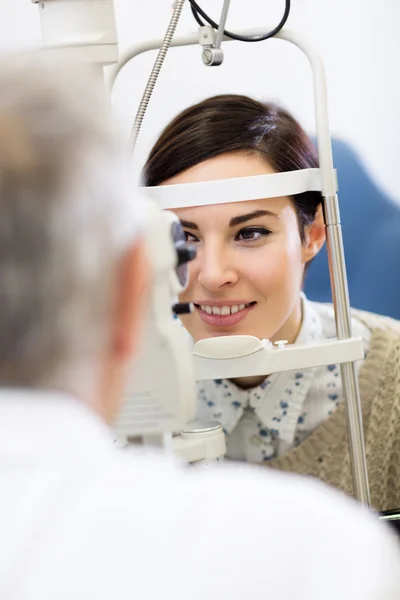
[255,246,302,299]
[248,246,288,287]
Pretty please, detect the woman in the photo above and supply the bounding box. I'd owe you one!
[143,94,400,511]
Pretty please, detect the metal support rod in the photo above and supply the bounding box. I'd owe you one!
[215,0,231,49]
[201,0,231,66]
[325,207,371,506]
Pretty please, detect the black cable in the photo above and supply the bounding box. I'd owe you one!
[191,3,205,27]
[189,0,290,43]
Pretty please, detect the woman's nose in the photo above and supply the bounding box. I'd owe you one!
[196,245,238,291]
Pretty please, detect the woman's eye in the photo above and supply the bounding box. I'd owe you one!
[183,231,199,243]
[236,227,271,242]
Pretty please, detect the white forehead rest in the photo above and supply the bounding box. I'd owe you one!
[141,168,338,209]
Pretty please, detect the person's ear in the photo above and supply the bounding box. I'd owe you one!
[302,205,326,264]
[113,238,151,363]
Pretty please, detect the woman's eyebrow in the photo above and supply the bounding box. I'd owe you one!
[229,209,277,227]
[179,209,277,231]
[180,219,198,230]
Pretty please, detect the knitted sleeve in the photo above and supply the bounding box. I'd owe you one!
[365,332,400,511]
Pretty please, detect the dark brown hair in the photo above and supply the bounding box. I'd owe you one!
[142,94,322,241]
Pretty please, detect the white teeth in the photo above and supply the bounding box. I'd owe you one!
[199,303,251,316]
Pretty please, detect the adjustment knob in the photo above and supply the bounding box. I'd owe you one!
[177,245,196,266]
[274,340,288,350]
[173,302,194,315]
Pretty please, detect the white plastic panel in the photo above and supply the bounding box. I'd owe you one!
[194,337,364,381]
[143,168,338,209]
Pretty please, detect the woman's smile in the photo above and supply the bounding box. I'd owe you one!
[194,301,257,327]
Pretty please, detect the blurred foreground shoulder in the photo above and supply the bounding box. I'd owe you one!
[86,450,400,599]
[28,446,400,600]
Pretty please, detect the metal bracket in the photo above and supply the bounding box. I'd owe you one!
[200,0,231,66]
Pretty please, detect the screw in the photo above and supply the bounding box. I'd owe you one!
[261,339,273,349]
[274,340,288,350]
[202,49,213,65]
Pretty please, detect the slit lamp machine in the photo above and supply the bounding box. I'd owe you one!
[29,0,398,531]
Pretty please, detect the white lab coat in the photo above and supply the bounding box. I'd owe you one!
[0,389,399,600]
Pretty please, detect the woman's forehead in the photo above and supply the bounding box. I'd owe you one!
[162,152,275,187]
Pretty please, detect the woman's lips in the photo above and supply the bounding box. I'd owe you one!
[195,302,256,327]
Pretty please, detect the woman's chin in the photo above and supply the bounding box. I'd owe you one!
[183,311,273,342]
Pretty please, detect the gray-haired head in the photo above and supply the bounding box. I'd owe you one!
[0,53,142,393]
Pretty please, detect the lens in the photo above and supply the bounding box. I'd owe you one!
[171,220,188,288]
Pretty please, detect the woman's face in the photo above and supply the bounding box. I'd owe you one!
[164,152,325,343]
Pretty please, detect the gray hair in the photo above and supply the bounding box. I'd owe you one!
[0,53,142,389]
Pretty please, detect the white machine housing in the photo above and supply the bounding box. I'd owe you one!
[113,197,226,464]
[32,0,118,65]
[114,198,197,439]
